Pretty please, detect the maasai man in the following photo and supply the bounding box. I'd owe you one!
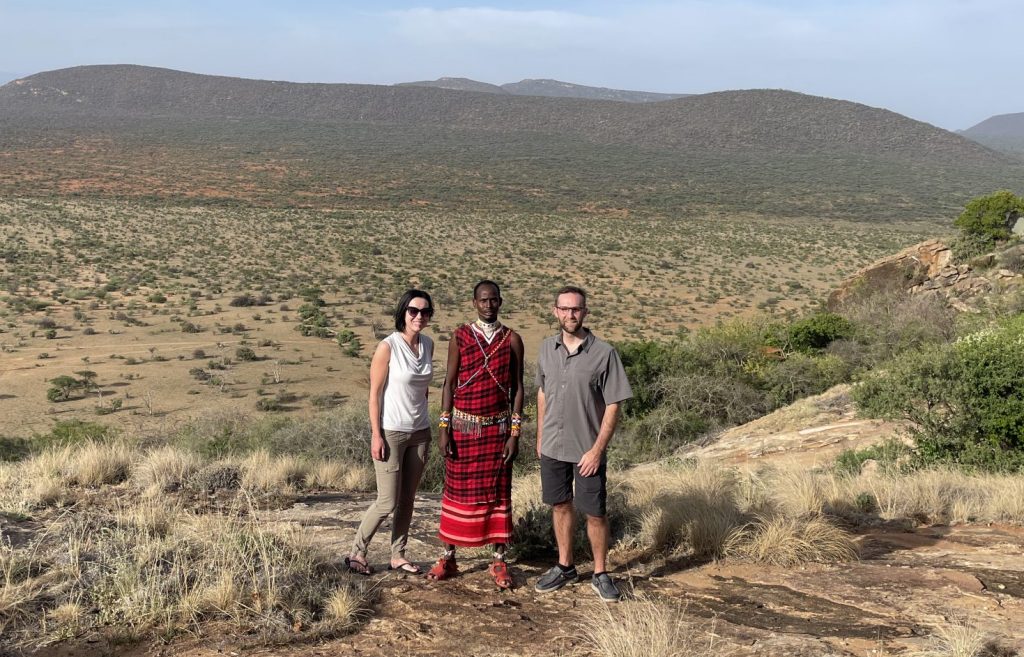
[427,280,525,589]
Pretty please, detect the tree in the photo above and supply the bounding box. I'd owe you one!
[47,375,83,402]
[954,190,1024,245]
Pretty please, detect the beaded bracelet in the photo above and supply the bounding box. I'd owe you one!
[438,411,452,429]
[509,412,522,437]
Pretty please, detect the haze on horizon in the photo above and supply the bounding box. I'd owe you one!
[1,0,1021,131]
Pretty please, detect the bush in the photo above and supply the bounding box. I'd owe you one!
[785,312,854,352]
[235,346,257,362]
[953,190,1024,248]
[854,317,1024,471]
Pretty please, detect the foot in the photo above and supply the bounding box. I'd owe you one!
[591,572,621,602]
[534,564,578,593]
[389,559,423,575]
[425,554,458,581]
[489,559,513,590]
[344,553,373,575]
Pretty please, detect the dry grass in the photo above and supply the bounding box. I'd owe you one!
[132,445,202,493]
[619,463,746,558]
[722,514,859,566]
[340,464,375,492]
[913,616,991,657]
[66,440,132,487]
[241,450,310,492]
[575,594,735,657]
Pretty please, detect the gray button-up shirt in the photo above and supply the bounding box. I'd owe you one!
[536,330,632,463]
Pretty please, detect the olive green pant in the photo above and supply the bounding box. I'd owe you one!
[352,428,431,558]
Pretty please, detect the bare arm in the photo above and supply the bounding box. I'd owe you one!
[438,330,460,456]
[503,332,526,463]
[368,341,391,461]
[536,388,546,458]
[577,402,621,477]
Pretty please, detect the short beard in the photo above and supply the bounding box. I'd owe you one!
[558,318,583,335]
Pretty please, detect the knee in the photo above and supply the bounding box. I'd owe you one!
[552,500,574,514]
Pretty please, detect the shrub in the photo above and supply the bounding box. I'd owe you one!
[235,346,257,362]
[953,189,1024,247]
[854,316,1024,471]
[785,312,853,352]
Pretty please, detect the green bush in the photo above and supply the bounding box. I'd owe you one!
[953,190,1024,248]
[854,316,1024,471]
[786,312,853,352]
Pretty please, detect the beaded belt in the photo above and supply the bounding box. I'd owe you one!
[452,405,512,433]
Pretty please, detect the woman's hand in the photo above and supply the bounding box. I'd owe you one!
[371,434,386,461]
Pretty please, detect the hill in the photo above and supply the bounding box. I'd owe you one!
[962,111,1024,155]
[501,78,689,102]
[0,64,1019,218]
[399,76,689,102]
[395,76,508,94]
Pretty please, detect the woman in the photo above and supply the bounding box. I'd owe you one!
[346,289,434,575]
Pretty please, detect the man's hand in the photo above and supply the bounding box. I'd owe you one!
[371,435,386,461]
[577,448,602,477]
[502,435,519,464]
[439,426,454,458]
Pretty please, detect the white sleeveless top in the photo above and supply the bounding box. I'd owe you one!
[380,332,434,432]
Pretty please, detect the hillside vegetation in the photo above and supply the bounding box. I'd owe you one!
[1,65,1020,219]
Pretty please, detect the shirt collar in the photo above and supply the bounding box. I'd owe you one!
[554,329,593,354]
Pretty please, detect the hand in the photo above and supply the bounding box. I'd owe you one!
[371,435,386,461]
[502,435,519,464]
[439,426,453,459]
[577,449,602,477]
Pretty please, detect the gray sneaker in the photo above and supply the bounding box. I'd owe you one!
[591,572,621,602]
[534,565,578,593]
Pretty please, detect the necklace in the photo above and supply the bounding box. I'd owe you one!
[474,318,501,343]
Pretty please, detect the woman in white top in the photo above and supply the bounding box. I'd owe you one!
[346,289,435,575]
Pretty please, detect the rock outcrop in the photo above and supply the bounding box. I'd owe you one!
[828,238,1023,313]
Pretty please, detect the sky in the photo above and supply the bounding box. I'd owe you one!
[1,0,1021,130]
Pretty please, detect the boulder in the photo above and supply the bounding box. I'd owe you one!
[828,239,952,309]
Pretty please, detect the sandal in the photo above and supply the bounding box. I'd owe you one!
[388,560,423,575]
[345,554,373,576]
[489,559,513,590]
[425,555,458,581]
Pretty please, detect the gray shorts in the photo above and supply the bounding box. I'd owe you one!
[539,454,607,517]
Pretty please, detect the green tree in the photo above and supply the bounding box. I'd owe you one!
[47,375,83,402]
[954,190,1024,246]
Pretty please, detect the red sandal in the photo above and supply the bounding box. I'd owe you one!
[425,555,458,581]
[489,559,512,590]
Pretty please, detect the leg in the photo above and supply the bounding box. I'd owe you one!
[389,429,429,562]
[539,455,576,568]
[586,514,611,574]
[552,501,576,567]
[350,434,402,562]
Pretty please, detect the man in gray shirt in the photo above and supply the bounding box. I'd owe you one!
[534,285,632,602]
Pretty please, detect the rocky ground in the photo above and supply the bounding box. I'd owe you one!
[26,387,1024,657]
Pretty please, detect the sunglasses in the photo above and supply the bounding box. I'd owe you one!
[407,306,434,318]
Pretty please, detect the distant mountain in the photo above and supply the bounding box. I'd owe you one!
[0,71,19,85]
[961,112,1024,155]
[501,79,689,103]
[396,77,508,94]
[0,65,1000,163]
[400,76,688,103]
[0,64,1018,219]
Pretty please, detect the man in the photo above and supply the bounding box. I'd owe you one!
[427,280,525,589]
[534,285,632,602]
